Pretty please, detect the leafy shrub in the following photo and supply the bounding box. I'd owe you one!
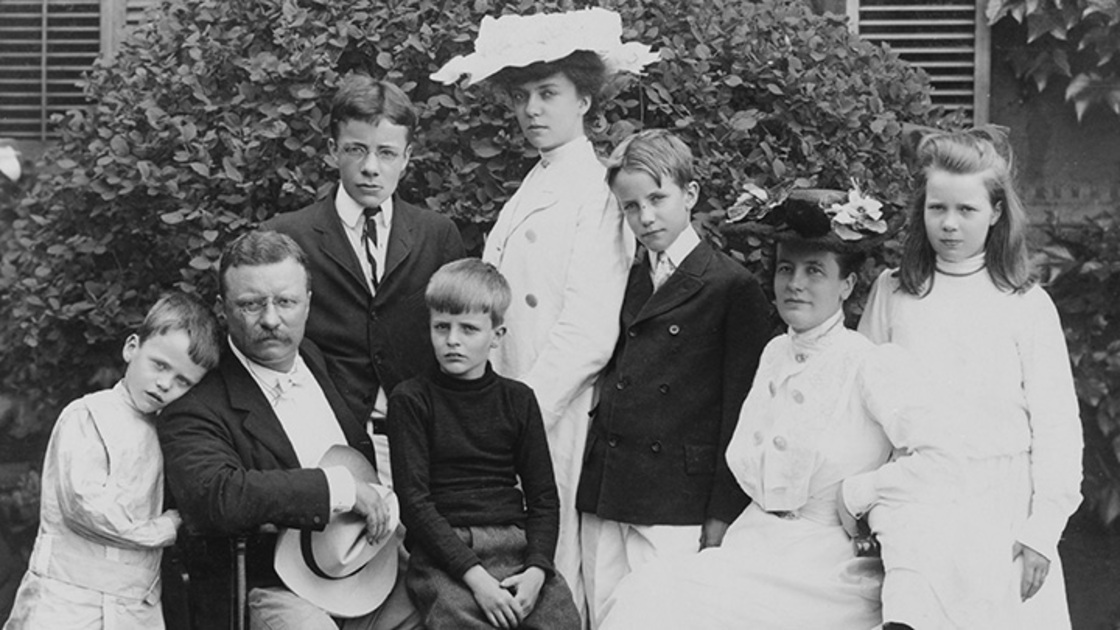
[0,0,945,440]
[1040,212,1120,526]
[987,0,1120,120]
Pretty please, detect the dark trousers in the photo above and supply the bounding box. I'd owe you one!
[406,525,580,630]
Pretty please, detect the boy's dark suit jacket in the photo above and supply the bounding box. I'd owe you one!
[158,340,374,628]
[576,240,772,525]
[263,190,465,422]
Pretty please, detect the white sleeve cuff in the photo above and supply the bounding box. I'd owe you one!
[323,466,356,514]
[842,473,878,518]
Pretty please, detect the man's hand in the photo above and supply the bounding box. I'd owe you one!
[1013,541,1051,601]
[464,565,522,629]
[699,518,730,550]
[352,483,391,545]
[500,566,546,620]
[836,484,860,539]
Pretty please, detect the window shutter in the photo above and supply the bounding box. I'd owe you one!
[0,0,103,140]
[846,0,990,123]
[124,0,154,29]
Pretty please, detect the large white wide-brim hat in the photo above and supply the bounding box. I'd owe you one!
[274,445,400,618]
[431,7,659,86]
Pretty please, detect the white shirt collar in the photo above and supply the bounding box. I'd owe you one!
[334,184,394,232]
[539,135,591,168]
[648,224,701,270]
[228,337,310,403]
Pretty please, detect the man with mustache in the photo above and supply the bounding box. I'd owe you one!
[263,75,465,488]
[159,230,421,630]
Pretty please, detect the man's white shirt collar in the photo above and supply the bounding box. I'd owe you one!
[648,224,701,271]
[335,185,394,231]
[228,337,310,402]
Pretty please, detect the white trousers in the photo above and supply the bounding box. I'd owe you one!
[580,513,701,630]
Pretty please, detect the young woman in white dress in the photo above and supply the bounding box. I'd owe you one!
[598,191,964,629]
[431,9,658,615]
[859,129,1082,629]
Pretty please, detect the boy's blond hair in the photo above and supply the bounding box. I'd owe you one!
[138,292,221,370]
[425,259,511,327]
[606,129,695,190]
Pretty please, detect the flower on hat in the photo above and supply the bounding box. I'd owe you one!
[431,8,659,86]
[725,180,892,244]
[827,182,887,241]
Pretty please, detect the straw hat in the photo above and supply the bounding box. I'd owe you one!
[431,7,659,86]
[274,445,400,618]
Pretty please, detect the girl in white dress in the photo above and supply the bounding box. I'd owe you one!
[599,191,964,630]
[859,128,1083,629]
[431,9,658,615]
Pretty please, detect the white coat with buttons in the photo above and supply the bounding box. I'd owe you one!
[483,135,632,603]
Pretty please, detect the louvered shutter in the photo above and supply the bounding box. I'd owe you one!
[124,0,154,29]
[847,0,990,123]
[0,0,103,140]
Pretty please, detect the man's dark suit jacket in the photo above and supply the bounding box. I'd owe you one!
[576,241,773,526]
[158,340,373,627]
[263,191,466,422]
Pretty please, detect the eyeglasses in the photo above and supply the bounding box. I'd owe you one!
[337,144,405,162]
[231,295,304,315]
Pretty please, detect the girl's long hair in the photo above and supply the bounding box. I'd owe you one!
[897,128,1033,296]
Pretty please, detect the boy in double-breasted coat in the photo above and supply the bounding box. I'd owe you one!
[575,130,772,628]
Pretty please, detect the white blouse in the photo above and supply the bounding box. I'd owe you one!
[859,266,1083,560]
[726,310,962,523]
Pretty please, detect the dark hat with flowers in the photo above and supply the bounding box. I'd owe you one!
[723,181,902,252]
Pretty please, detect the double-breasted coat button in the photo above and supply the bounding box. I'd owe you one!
[312,515,322,525]
[795,353,807,363]
[650,441,662,453]
[616,377,628,390]
[608,434,620,448]
[628,328,638,338]
[668,324,680,335]
[525,294,538,308]
[792,390,805,404]
[658,383,670,394]
[753,431,764,445]
[525,229,537,242]
[773,436,787,450]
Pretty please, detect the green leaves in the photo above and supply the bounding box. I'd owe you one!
[990,0,1120,119]
[1041,213,1120,525]
[0,0,945,455]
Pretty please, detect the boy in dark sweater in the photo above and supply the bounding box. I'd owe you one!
[388,259,580,630]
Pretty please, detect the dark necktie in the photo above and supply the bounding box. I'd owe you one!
[362,206,381,290]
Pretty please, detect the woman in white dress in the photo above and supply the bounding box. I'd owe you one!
[859,128,1082,629]
[599,190,964,630]
[431,9,658,614]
